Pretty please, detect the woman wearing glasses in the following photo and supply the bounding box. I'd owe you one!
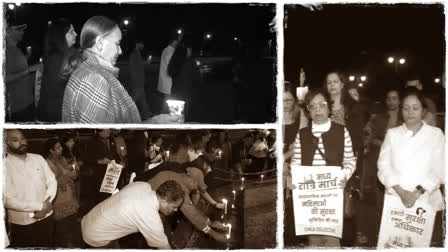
[289,89,356,247]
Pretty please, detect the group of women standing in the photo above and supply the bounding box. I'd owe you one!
[284,70,445,248]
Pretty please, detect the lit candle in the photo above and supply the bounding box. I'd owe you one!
[241,177,245,187]
[260,174,264,183]
[166,151,170,159]
[226,223,232,240]
[72,164,76,171]
[232,203,235,209]
[232,190,236,201]
[222,199,228,215]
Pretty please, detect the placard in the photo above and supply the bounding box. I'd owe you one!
[99,160,124,194]
[290,165,343,238]
[377,194,436,248]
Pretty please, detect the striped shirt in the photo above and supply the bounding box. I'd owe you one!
[290,119,357,181]
[62,51,141,123]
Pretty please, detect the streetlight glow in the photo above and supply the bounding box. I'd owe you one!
[360,76,367,82]
[435,78,441,84]
[388,57,394,63]
[8,4,15,10]
[349,75,355,81]
[399,58,406,64]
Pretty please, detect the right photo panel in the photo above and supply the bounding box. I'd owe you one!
[283,4,445,249]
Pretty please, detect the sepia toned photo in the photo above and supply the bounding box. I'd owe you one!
[3,2,276,124]
[3,128,276,249]
[283,3,445,249]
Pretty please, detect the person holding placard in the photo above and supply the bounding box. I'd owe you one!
[288,89,357,247]
[377,88,445,247]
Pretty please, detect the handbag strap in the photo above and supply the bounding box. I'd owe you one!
[313,137,329,163]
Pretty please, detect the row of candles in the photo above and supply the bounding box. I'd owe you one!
[239,175,266,190]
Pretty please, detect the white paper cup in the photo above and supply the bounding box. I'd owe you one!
[166,100,185,116]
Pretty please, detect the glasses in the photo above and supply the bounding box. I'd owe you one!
[307,102,328,111]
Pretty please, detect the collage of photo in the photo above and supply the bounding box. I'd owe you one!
[1,1,446,250]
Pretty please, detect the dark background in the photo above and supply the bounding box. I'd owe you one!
[5,3,275,59]
[284,4,445,100]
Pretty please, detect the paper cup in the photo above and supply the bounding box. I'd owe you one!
[296,86,309,101]
[166,100,185,116]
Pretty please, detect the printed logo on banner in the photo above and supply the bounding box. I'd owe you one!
[377,194,436,248]
[99,160,124,194]
[290,165,344,238]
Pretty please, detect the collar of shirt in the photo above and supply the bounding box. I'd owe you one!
[83,50,119,77]
[312,118,331,134]
[401,121,427,138]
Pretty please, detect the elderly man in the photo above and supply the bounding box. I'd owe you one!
[81,180,184,249]
[3,129,57,247]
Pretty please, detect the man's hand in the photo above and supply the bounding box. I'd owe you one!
[210,231,227,243]
[28,63,43,73]
[215,203,225,209]
[210,220,227,231]
[33,198,52,219]
[146,114,184,124]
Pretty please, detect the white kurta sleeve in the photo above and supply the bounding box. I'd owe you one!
[377,130,400,193]
[421,129,445,192]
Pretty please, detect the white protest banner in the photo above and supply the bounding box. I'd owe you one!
[99,160,124,194]
[377,194,436,248]
[290,165,343,238]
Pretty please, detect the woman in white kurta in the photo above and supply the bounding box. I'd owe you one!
[378,88,445,215]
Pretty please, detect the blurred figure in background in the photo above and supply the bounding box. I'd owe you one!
[38,18,78,122]
[157,29,183,106]
[129,39,151,120]
[5,22,41,122]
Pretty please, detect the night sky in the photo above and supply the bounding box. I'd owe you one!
[5,3,275,57]
[284,4,445,92]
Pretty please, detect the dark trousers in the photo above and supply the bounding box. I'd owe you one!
[10,215,55,248]
[6,104,35,122]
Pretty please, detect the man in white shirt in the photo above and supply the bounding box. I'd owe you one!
[3,129,57,248]
[157,29,183,100]
[81,180,184,249]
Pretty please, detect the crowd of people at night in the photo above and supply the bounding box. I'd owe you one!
[283,69,445,248]
[3,129,276,248]
[5,13,273,124]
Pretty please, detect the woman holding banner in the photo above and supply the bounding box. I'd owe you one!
[377,88,445,246]
[289,89,356,247]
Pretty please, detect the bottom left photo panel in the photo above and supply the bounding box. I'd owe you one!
[3,128,277,249]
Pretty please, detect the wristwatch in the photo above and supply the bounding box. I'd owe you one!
[416,185,426,194]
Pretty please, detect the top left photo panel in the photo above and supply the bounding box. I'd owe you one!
[3,2,277,124]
